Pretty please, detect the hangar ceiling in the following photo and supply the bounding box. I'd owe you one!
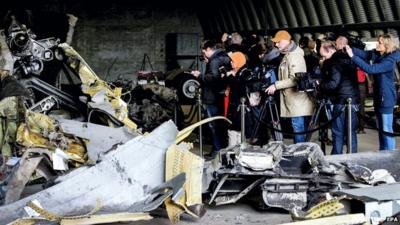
[197,0,400,39]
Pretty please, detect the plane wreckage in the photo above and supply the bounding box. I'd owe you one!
[0,14,399,225]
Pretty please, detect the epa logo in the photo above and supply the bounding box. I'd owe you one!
[386,216,399,222]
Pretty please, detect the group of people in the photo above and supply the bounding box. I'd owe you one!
[191,30,400,157]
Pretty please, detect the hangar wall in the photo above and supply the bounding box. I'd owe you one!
[72,5,202,81]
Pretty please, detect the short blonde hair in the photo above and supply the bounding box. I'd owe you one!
[379,34,399,54]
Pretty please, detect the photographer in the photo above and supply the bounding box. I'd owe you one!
[317,41,359,154]
[191,40,231,155]
[224,52,251,146]
[265,30,314,143]
[221,32,248,55]
[345,34,400,150]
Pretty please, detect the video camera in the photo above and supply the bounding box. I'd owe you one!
[244,66,277,93]
[295,72,319,93]
[218,64,233,77]
[347,34,366,50]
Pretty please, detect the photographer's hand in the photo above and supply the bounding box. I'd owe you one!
[221,33,228,43]
[265,84,277,95]
[191,70,201,78]
[345,45,354,58]
[226,70,235,77]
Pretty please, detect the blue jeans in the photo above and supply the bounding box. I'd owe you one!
[205,104,223,152]
[291,116,306,143]
[376,112,396,150]
[331,104,358,154]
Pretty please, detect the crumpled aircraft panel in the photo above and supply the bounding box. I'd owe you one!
[0,120,178,224]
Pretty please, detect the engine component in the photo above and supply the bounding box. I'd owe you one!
[28,95,58,113]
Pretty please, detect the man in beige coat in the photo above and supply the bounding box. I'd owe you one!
[265,30,314,143]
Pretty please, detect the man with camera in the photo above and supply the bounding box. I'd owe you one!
[191,40,231,156]
[316,41,359,154]
[221,32,248,55]
[265,30,314,143]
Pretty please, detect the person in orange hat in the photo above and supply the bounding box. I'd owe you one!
[264,30,314,143]
[224,52,251,146]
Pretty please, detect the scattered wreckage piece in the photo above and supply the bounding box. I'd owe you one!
[204,142,339,211]
[204,142,398,212]
[2,19,138,130]
[325,150,400,180]
[165,142,204,223]
[28,96,58,113]
[335,183,400,225]
[99,71,179,132]
[9,213,152,225]
[123,82,183,132]
[163,117,230,223]
[0,121,178,224]
[19,77,84,115]
[291,196,346,220]
[1,148,57,205]
[214,177,265,206]
[0,31,14,72]
[8,199,152,225]
[59,43,137,129]
[16,111,87,165]
[57,119,137,162]
[3,154,44,204]
[0,16,214,225]
[59,212,152,225]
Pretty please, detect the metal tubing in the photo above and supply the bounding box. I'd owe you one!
[347,98,352,154]
[197,89,203,157]
[240,97,247,144]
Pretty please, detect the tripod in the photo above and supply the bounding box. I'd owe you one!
[306,98,332,153]
[250,95,283,142]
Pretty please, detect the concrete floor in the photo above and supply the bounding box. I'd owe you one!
[123,128,400,225]
[132,204,292,225]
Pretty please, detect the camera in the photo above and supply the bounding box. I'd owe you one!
[219,66,227,76]
[218,64,233,77]
[347,34,366,49]
[295,72,319,93]
[245,66,277,93]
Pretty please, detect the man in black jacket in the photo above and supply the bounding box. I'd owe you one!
[317,41,360,154]
[191,40,231,155]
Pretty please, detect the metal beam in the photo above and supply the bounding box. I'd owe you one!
[265,20,400,34]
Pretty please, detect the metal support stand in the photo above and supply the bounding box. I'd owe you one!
[240,97,247,144]
[250,96,282,142]
[173,90,178,125]
[197,89,203,157]
[347,98,352,154]
[306,99,332,154]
